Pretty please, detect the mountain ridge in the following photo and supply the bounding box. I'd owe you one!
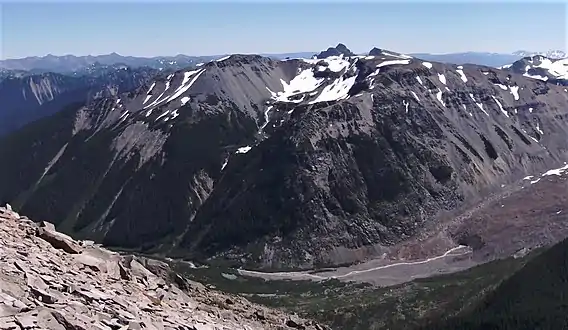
[4,47,564,73]
[1,46,567,270]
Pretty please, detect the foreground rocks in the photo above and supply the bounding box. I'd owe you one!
[0,205,327,330]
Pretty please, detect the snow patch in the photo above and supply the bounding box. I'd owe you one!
[143,95,152,105]
[542,163,568,177]
[216,55,231,62]
[491,96,508,117]
[260,105,274,131]
[422,62,433,69]
[456,69,467,82]
[321,56,351,72]
[470,93,488,116]
[438,73,447,85]
[236,146,252,154]
[436,89,445,107]
[146,82,156,95]
[162,69,205,105]
[523,73,549,81]
[509,86,520,100]
[377,59,411,68]
[221,157,229,171]
[310,76,357,104]
[494,83,508,90]
[403,99,409,113]
[274,69,324,103]
[181,96,190,105]
[536,122,544,135]
[411,91,420,101]
[170,109,180,120]
[155,110,170,121]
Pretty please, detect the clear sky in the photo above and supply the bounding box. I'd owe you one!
[1,1,566,59]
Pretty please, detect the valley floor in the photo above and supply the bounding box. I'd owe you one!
[238,245,475,286]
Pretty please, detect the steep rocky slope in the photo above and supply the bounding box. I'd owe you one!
[0,47,568,270]
[0,205,325,330]
[0,67,157,136]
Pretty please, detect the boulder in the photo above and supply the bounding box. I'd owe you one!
[36,227,82,254]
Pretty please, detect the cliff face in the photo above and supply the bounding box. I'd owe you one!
[0,205,326,329]
[0,53,567,269]
[0,68,157,136]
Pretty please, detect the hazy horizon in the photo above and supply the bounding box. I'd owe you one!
[2,48,567,61]
[2,1,567,60]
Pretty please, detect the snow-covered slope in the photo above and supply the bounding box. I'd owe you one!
[501,55,568,84]
[513,50,566,60]
[91,52,421,133]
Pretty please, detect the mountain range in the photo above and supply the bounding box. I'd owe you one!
[0,43,567,273]
[1,41,568,330]
[2,48,564,74]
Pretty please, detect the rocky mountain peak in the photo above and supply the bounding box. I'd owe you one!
[0,205,326,329]
[369,47,383,56]
[314,43,356,59]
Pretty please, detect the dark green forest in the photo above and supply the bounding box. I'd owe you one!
[424,237,568,330]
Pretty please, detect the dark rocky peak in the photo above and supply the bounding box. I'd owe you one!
[335,43,352,53]
[314,43,356,59]
[369,47,383,56]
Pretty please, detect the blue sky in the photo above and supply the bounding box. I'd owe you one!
[1,1,566,59]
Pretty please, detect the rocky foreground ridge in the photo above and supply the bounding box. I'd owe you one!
[0,205,325,330]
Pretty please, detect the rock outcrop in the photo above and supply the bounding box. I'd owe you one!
[0,205,326,330]
[313,43,355,59]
